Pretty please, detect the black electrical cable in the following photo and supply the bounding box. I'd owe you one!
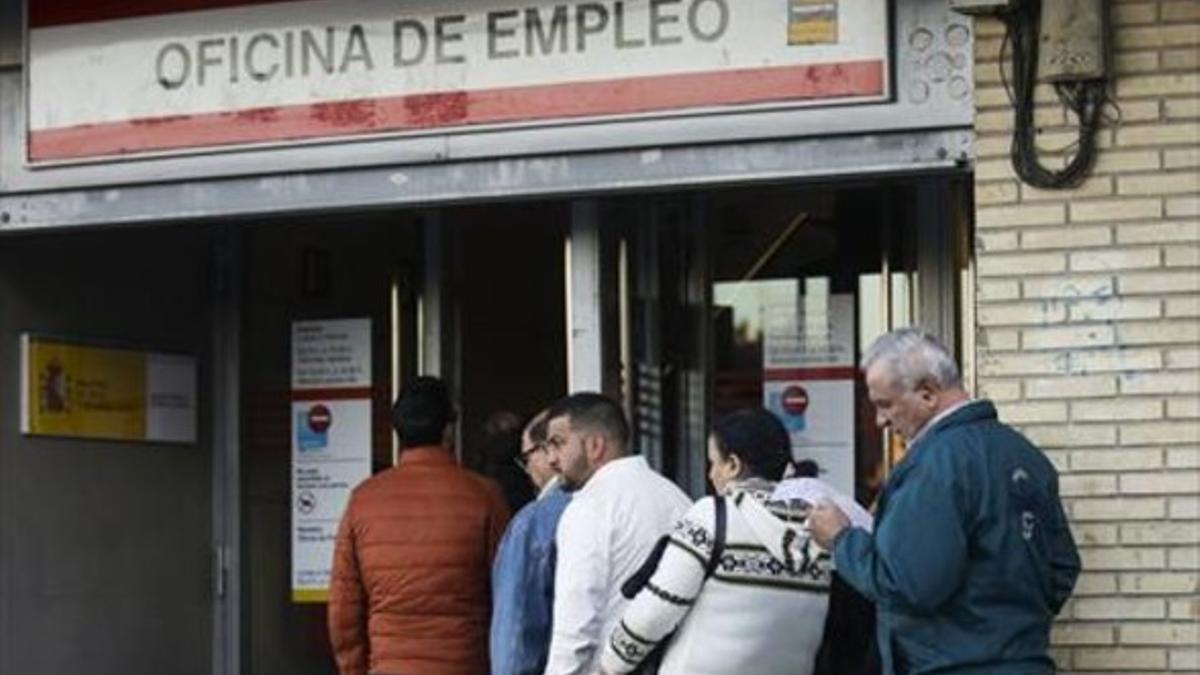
[998,0,1110,190]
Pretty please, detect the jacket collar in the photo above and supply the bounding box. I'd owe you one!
[917,399,997,443]
[890,400,998,484]
[735,482,832,584]
[397,445,456,466]
[724,477,777,501]
[908,398,976,446]
[538,475,564,500]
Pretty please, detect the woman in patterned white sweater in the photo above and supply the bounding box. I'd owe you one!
[600,408,832,675]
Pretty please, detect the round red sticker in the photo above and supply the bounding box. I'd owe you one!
[308,404,332,433]
[781,385,809,416]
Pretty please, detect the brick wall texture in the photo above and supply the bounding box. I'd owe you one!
[973,2,1199,673]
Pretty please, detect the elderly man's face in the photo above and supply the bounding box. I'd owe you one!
[865,361,938,441]
[520,428,556,491]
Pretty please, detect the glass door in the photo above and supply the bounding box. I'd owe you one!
[617,195,711,496]
[705,177,969,504]
[613,175,968,502]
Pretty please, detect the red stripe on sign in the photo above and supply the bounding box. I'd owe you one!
[29,60,884,161]
[763,367,858,381]
[291,387,373,401]
[30,0,300,28]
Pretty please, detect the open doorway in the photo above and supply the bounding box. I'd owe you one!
[237,200,571,672]
[445,201,569,510]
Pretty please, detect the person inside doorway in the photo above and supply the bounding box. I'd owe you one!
[481,409,536,513]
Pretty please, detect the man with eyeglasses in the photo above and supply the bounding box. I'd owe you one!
[491,409,572,675]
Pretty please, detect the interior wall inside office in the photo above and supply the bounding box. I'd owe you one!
[0,225,215,674]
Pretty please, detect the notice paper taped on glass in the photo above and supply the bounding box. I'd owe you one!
[290,318,373,603]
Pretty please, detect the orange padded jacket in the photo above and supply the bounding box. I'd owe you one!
[328,446,511,675]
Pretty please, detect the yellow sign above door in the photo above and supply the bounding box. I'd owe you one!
[788,0,839,45]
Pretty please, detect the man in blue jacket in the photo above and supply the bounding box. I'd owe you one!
[809,328,1080,675]
[491,410,571,675]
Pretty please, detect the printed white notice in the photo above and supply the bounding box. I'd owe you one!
[762,294,856,497]
[290,318,372,602]
[145,352,199,443]
[292,318,372,389]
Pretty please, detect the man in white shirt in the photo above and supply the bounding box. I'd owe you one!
[542,393,691,675]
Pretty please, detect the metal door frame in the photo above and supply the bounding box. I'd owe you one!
[211,225,241,675]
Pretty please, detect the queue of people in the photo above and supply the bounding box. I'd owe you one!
[328,328,1081,675]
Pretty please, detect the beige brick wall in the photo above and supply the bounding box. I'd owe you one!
[973,2,1200,673]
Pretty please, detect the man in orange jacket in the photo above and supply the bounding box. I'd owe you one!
[329,376,511,675]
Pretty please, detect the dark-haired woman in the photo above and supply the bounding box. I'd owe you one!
[599,408,831,675]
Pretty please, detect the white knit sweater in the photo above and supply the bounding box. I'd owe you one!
[600,480,832,675]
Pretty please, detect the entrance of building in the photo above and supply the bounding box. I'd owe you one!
[0,173,967,675]
[441,202,569,476]
[239,202,569,673]
[607,174,971,498]
[236,171,969,673]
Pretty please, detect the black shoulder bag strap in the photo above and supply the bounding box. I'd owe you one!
[621,495,727,599]
[625,496,728,675]
[705,496,726,578]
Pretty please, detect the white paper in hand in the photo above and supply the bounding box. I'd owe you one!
[772,477,875,532]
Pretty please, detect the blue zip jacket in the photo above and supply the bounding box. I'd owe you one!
[490,483,570,675]
[834,400,1080,675]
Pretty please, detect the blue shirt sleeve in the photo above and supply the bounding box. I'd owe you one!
[492,509,542,675]
[834,457,969,615]
[491,491,569,675]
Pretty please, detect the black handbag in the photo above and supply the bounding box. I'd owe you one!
[619,496,727,674]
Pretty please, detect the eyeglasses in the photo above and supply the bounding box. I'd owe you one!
[514,442,546,470]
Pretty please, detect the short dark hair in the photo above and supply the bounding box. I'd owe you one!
[392,376,456,449]
[793,458,820,478]
[710,408,792,481]
[545,392,629,451]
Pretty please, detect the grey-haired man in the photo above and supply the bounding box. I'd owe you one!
[809,328,1080,675]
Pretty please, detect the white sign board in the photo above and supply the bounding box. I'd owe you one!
[762,293,856,498]
[145,353,200,443]
[28,0,890,161]
[290,318,372,603]
[292,318,372,390]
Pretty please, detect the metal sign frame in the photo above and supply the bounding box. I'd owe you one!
[23,0,893,165]
[1,0,974,201]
